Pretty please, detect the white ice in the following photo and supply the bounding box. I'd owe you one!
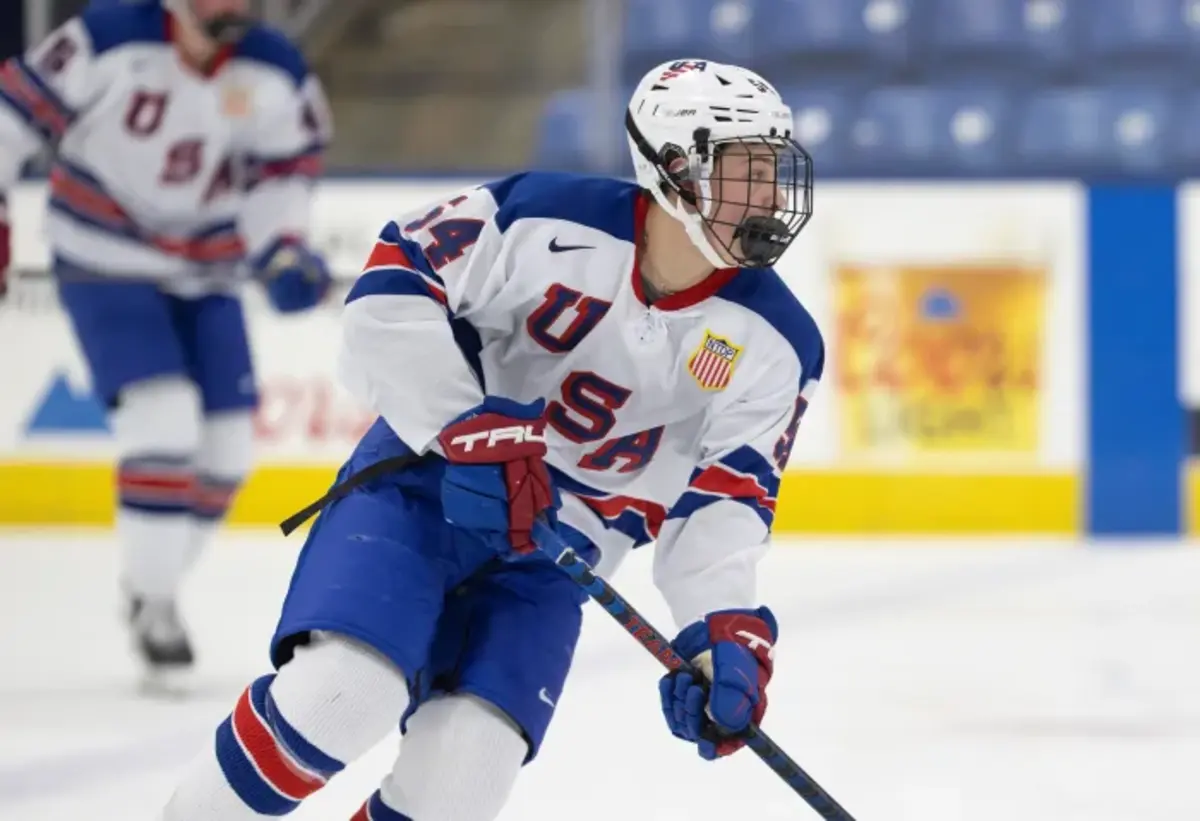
[1,531,1198,821]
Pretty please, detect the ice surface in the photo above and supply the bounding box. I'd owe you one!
[1,531,1198,820]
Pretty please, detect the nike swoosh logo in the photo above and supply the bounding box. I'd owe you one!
[538,687,556,707]
[549,238,594,253]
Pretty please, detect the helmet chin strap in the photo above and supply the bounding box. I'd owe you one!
[649,178,730,270]
[680,206,729,269]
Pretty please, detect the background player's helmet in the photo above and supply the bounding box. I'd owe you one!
[163,0,253,45]
[626,60,813,269]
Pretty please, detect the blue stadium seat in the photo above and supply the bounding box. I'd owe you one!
[534,86,858,176]
[1169,91,1200,172]
[621,0,761,84]
[780,87,860,175]
[534,89,632,174]
[754,0,916,80]
[1082,0,1200,79]
[1016,87,1173,174]
[848,85,1015,174]
[926,0,1078,79]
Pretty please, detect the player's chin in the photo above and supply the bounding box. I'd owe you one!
[721,236,751,268]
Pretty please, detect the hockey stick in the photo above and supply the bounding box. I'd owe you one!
[530,519,857,821]
[280,463,855,818]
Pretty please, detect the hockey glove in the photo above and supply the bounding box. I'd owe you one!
[659,606,777,760]
[436,396,559,557]
[255,238,331,313]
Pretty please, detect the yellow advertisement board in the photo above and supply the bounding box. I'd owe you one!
[834,263,1045,464]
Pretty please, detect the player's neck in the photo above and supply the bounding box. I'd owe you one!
[641,201,716,298]
[172,18,221,73]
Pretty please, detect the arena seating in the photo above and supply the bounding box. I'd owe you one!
[535,0,1200,176]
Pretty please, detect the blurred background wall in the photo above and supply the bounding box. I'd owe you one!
[20,0,1200,177]
[2,0,1196,539]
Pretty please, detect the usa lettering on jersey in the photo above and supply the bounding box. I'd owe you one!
[339,172,825,630]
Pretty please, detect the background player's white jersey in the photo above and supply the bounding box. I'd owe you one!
[340,172,825,630]
[0,3,330,289]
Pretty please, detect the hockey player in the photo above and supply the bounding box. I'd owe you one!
[162,58,822,820]
[0,0,333,675]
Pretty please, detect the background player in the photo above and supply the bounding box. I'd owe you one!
[0,0,333,678]
[161,58,822,820]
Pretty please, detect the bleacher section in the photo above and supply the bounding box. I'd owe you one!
[536,0,1200,177]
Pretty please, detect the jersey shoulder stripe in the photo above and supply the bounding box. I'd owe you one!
[80,4,166,56]
[715,268,824,386]
[79,6,309,88]
[234,25,310,87]
[485,171,641,242]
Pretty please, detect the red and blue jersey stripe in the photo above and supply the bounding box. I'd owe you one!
[0,57,74,142]
[345,221,448,309]
[49,160,244,263]
[553,468,668,546]
[668,445,781,528]
[244,141,325,190]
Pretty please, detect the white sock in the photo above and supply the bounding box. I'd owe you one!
[112,378,203,602]
[372,694,529,821]
[187,410,255,571]
[162,632,410,820]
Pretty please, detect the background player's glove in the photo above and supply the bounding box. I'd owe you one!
[0,195,10,299]
[255,237,331,313]
[659,606,777,760]
[436,396,559,556]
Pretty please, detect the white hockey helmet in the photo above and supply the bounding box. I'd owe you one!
[626,59,813,268]
[163,0,253,44]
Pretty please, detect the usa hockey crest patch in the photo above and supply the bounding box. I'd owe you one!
[221,85,252,119]
[687,331,742,391]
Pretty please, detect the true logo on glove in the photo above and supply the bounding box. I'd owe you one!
[437,403,555,556]
[734,629,775,659]
[448,425,546,453]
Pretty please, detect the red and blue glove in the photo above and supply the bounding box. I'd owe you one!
[659,606,777,760]
[254,237,331,313]
[436,396,559,556]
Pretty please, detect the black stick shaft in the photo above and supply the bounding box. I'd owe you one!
[280,464,857,819]
[531,522,856,820]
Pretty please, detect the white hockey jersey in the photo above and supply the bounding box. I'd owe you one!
[0,3,331,289]
[339,173,824,630]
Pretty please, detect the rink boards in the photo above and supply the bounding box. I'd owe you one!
[0,178,1192,535]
